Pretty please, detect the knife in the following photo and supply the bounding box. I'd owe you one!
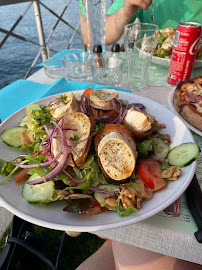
[186,174,202,243]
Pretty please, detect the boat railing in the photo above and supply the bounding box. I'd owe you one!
[0,0,81,80]
[0,0,114,83]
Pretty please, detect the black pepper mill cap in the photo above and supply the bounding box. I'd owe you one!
[93,44,102,53]
[111,43,120,52]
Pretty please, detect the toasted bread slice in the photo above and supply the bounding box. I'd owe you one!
[76,116,95,166]
[123,107,158,141]
[89,89,120,122]
[50,92,78,120]
[52,113,95,167]
[94,124,138,184]
[89,89,118,110]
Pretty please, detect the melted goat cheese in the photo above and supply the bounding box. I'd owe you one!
[89,89,118,110]
[125,108,152,132]
[50,92,78,119]
[52,112,91,166]
[98,132,136,181]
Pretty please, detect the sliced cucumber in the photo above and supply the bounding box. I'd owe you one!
[94,184,118,210]
[151,138,169,161]
[26,104,42,116]
[167,143,200,168]
[1,126,27,148]
[22,173,55,204]
[19,115,28,127]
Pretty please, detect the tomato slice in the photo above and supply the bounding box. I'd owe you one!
[137,159,165,191]
[83,88,94,96]
[14,168,29,183]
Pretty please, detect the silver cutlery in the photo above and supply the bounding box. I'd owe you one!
[151,1,162,36]
[186,174,202,243]
[151,0,156,25]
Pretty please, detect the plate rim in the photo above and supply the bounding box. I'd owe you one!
[0,90,197,232]
[168,87,202,137]
[152,55,202,68]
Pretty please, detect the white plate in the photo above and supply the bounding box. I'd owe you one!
[168,87,202,136]
[152,56,202,68]
[0,91,196,232]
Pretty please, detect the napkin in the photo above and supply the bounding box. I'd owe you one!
[0,78,131,121]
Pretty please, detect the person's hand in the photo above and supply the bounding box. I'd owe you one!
[124,0,152,18]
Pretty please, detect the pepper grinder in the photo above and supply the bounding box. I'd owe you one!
[93,44,105,68]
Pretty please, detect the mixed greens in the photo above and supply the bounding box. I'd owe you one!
[153,36,172,59]
[153,34,202,60]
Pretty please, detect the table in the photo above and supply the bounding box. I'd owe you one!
[1,55,202,265]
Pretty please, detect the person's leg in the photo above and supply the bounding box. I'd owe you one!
[111,240,201,270]
[75,239,115,270]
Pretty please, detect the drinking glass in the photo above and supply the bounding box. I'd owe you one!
[62,51,92,81]
[124,23,159,91]
[78,0,106,53]
[91,56,124,86]
[43,57,65,78]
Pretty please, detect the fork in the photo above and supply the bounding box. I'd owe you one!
[151,0,156,25]
[151,0,162,36]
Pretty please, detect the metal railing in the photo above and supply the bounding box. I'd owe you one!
[0,0,81,81]
[0,0,115,84]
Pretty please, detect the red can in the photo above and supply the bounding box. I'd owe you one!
[167,22,201,86]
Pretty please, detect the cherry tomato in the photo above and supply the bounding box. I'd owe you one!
[83,88,94,96]
[137,159,165,191]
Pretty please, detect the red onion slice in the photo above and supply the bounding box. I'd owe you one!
[27,122,69,185]
[68,153,80,172]
[128,103,145,111]
[94,115,112,121]
[15,122,64,169]
[109,99,123,124]
[27,145,69,185]
[85,96,92,115]
[117,100,129,124]
[112,98,120,113]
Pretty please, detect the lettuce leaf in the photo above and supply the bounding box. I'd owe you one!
[64,182,90,193]
[116,198,138,217]
[136,140,153,156]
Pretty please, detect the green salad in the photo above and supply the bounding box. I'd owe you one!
[0,90,200,217]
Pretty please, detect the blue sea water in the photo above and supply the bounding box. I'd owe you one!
[0,0,112,89]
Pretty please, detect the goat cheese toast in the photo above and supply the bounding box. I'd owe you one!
[94,124,138,184]
[0,88,200,217]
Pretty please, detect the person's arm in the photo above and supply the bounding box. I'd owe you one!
[106,0,152,45]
